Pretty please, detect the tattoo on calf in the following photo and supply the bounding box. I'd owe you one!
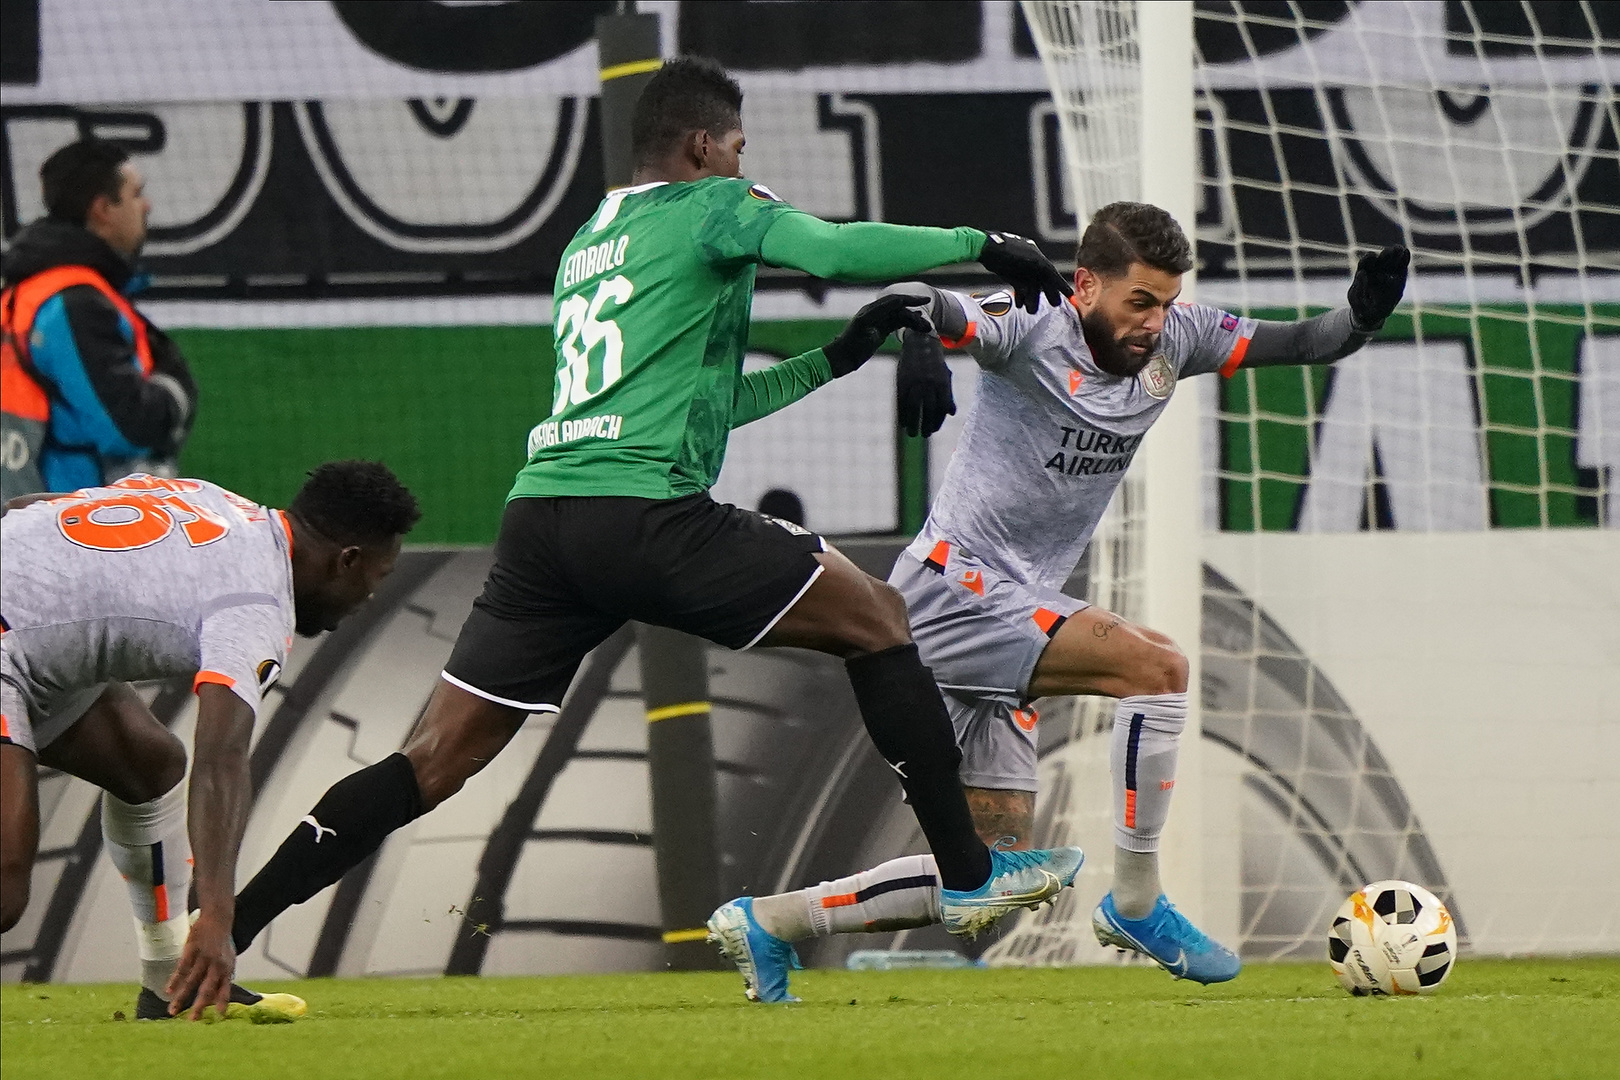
[965,787,1036,849]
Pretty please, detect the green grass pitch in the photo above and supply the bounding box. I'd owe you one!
[4,958,1616,1080]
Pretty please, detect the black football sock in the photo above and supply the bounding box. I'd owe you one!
[845,644,992,891]
[232,752,423,951]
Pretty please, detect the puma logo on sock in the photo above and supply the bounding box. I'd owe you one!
[301,816,337,843]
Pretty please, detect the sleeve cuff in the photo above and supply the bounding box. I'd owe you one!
[940,321,978,351]
[1219,334,1252,378]
[193,670,237,692]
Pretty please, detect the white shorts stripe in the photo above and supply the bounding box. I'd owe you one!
[439,671,562,714]
[739,563,826,651]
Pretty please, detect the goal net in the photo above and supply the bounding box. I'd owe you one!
[992,0,1619,966]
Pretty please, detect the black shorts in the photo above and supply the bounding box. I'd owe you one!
[441,493,826,712]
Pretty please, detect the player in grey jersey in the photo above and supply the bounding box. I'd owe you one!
[713,202,1409,996]
[0,461,418,1019]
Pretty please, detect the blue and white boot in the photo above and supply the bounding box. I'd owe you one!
[1092,892,1241,984]
[707,897,802,1003]
[940,846,1085,937]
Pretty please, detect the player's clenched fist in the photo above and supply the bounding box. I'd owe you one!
[1348,245,1410,331]
[978,231,1072,314]
[823,293,933,377]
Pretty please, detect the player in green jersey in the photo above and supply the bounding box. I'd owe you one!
[227,58,1084,975]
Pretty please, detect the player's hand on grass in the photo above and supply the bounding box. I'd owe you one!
[978,231,1072,313]
[1348,245,1410,331]
[897,330,956,437]
[824,293,932,377]
[167,912,236,1020]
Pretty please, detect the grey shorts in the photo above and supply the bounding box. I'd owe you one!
[889,547,1087,791]
[0,644,104,756]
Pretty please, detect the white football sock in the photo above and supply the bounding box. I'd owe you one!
[101,779,192,996]
[749,855,942,943]
[1110,692,1186,919]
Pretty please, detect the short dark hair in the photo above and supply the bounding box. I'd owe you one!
[1075,202,1194,277]
[630,56,744,166]
[41,139,130,226]
[289,461,421,547]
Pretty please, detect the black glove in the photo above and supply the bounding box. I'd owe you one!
[977,231,1072,314]
[897,330,956,438]
[1347,245,1410,331]
[823,293,931,378]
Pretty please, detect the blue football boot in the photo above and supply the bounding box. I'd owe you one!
[707,897,802,1003]
[1092,892,1241,984]
[939,845,1085,937]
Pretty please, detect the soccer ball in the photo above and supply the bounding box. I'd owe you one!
[1327,879,1457,996]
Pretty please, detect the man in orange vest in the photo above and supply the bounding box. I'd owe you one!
[1,138,196,502]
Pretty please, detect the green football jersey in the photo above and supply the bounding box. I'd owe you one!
[510,176,985,501]
[511,177,798,501]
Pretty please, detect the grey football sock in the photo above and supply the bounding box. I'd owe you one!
[1112,848,1162,920]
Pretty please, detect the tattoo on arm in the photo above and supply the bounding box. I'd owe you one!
[1093,616,1122,639]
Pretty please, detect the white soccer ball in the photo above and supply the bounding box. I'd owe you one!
[1327,879,1457,996]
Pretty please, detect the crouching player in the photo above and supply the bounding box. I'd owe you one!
[712,202,1409,999]
[0,462,419,1019]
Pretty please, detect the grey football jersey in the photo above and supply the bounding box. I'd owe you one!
[1,476,294,715]
[911,291,1257,588]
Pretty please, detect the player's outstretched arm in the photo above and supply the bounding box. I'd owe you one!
[1243,246,1410,369]
[758,214,1069,312]
[166,682,254,1020]
[731,294,931,428]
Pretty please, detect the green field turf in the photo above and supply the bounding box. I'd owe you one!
[4,959,1616,1080]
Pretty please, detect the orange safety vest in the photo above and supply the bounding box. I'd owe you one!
[1,265,154,499]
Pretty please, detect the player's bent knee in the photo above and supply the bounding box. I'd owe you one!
[872,581,912,640]
[847,580,913,654]
[1140,640,1190,696]
[147,728,188,798]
